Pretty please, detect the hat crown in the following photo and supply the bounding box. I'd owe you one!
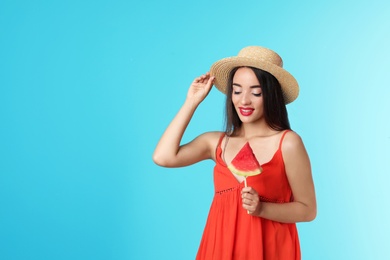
[210,45,298,104]
[237,46,283,68]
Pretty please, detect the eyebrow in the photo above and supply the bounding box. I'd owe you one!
[232,83,261,88]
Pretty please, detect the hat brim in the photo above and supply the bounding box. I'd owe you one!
[210,57,299,104]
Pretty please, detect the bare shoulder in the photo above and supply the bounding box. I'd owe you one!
[281,131,310,165]
[195,131,224,160]
[282,131,304,148]
[281,131,308,157]
[196,131,224,147]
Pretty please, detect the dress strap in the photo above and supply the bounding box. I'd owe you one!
[222,135,230,164]
[214,132,227,165]
[215,132,226,154]
[217,132,225,147]
[278,130,291,150]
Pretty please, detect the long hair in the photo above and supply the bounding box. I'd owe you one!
[224,66,291,135]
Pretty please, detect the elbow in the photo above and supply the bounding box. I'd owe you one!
[152,153,166,167]
[152,152,172,167]
[304,206,317,222]
[296,201,317,222]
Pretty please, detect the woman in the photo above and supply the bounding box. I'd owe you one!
[153,46,316,260]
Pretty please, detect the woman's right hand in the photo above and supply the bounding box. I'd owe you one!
[186,72,215,105]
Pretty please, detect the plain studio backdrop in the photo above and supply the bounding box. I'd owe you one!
[1,0,389,259]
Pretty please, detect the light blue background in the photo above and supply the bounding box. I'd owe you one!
[1,0,389,259]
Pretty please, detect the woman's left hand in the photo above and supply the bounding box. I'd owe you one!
[241,186,262,216]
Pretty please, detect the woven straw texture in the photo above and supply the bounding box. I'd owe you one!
[210,46,299,104]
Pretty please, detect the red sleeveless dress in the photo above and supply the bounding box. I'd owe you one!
[196,131,300,260]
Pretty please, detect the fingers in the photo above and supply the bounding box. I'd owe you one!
[206,75,215,88]
[241,186,260,215]
[194,72,213,83]
[241,186,257,195]
[241,190,259,202]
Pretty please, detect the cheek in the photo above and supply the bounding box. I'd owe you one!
[231,95,239,105]
[255,100,264,110]
[250,97,262,106]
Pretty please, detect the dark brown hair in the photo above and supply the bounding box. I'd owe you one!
[224,67,291,135]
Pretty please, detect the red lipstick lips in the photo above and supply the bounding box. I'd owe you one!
[239,107,254,116]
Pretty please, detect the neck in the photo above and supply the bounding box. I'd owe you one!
[236,121,276,139]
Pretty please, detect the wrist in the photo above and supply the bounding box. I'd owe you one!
[255,202,264,217]
[183,98,200,110]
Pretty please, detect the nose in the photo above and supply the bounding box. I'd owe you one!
[240,91,251,105]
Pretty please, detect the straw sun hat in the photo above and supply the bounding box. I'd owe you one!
[210,46,299,104]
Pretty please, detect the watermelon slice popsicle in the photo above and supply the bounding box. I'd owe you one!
[228,142,262,213]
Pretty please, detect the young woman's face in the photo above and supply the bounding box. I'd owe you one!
[231,67,264,124]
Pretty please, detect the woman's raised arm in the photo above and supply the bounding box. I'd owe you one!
[152,73,216,167]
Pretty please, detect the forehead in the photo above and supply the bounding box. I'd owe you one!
[232,67,260,86]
